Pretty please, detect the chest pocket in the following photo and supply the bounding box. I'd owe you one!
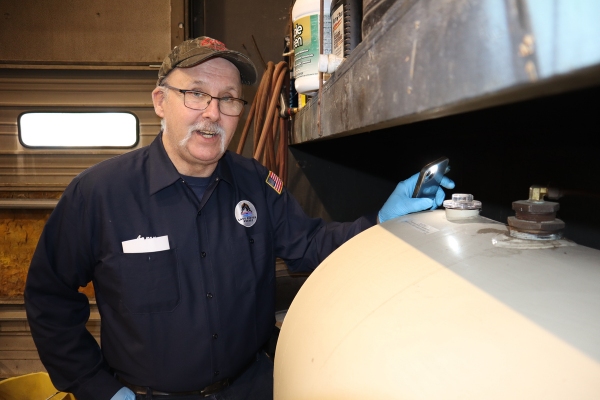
[117,249,180,314]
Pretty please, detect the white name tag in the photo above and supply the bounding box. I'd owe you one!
[122,235,170,253]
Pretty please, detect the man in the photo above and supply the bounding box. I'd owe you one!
[25,37,454,400]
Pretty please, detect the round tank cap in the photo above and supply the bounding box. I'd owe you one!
[443,193,482,210]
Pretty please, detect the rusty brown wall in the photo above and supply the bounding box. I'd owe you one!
[0,192,94,298]
[0,208,51,298]
[0,192,96,298]
[0,192,54,298]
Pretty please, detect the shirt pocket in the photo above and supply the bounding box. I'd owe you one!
[117,249,180,314]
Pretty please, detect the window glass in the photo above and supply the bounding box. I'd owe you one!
[19,112,138,147]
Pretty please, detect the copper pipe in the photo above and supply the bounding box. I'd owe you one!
[277,116,287,181]
[271,61,287,90]
[267,108,278,170]
[252,70,267,154]
[236,59,289,181]
[284,118,289,184]
[254,62,274,154]
[237,61,271,155]
[254,62,287,162]
[236,95,256,155]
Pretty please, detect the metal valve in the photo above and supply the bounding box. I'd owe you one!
[507,185,565,240]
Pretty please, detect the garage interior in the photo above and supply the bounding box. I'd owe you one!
[1,0,599,388]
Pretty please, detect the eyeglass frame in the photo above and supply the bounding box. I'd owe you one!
[160,84,248,117]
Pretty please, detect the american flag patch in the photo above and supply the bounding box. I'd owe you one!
[266,171,283,194]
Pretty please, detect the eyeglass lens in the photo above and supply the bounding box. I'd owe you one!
[184,92,244,116]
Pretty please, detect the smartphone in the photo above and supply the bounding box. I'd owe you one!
[412,157,450,199]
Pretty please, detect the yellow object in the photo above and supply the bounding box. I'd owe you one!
[298,94,307,108]
[0,372,75,400]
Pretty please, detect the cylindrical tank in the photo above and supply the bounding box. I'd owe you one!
[292,0,332,95]
[274,210,600,399]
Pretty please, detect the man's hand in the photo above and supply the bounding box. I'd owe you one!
[110,387,136,400]
[378,173,455,223]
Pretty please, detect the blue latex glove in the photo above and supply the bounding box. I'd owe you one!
[378,173,455,223]
[111,387,136,400]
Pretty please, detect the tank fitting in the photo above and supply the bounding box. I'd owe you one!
[507,185,565,240]
[443,193,482,220]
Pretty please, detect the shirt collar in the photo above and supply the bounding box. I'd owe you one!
[214,151,234,186]
[147,131,234,195]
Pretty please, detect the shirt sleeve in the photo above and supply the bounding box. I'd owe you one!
[263,169,377,272]
[24,180,123,400]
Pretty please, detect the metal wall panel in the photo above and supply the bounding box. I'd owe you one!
[0,69,161,191]
[0,0,176,66]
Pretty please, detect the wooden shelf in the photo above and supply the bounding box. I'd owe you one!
[292,0,600,144]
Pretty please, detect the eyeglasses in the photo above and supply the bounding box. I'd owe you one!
[161,84,247,117]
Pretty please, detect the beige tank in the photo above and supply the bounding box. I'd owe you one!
[274,210,600,399]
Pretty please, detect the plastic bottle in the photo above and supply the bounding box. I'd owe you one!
[362,0,396,39]
[292,0,332,95]
[331,0,362,58]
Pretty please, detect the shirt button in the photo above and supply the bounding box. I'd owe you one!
[206,293,213,299]
[213,333,218,339]
[197,210,201,216]
[201,251,207,258]
[249,238,254,244]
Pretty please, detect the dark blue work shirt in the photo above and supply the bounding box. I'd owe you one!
[24,133,376,400]
[180,174,211,200]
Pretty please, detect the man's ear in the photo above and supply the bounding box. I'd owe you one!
[152,86,166,118]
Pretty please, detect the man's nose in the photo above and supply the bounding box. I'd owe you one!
[201,98,221,121]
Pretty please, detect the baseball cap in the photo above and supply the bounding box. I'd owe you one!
[157,36,258,86]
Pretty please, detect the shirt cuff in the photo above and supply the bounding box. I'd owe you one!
[363,212,378,226]
[73,368,124,400]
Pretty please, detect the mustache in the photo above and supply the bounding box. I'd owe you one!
[179,121,225,147]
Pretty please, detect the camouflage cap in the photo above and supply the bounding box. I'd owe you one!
[157,37,257,86]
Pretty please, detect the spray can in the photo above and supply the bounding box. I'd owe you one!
[331,0,362,58]
[292,0,332,95]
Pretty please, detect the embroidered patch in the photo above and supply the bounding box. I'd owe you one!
[266,171,283,194]
[235,200,258,227]
[199,37,227,51]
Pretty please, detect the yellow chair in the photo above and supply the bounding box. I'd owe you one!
[0,372,75,400]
